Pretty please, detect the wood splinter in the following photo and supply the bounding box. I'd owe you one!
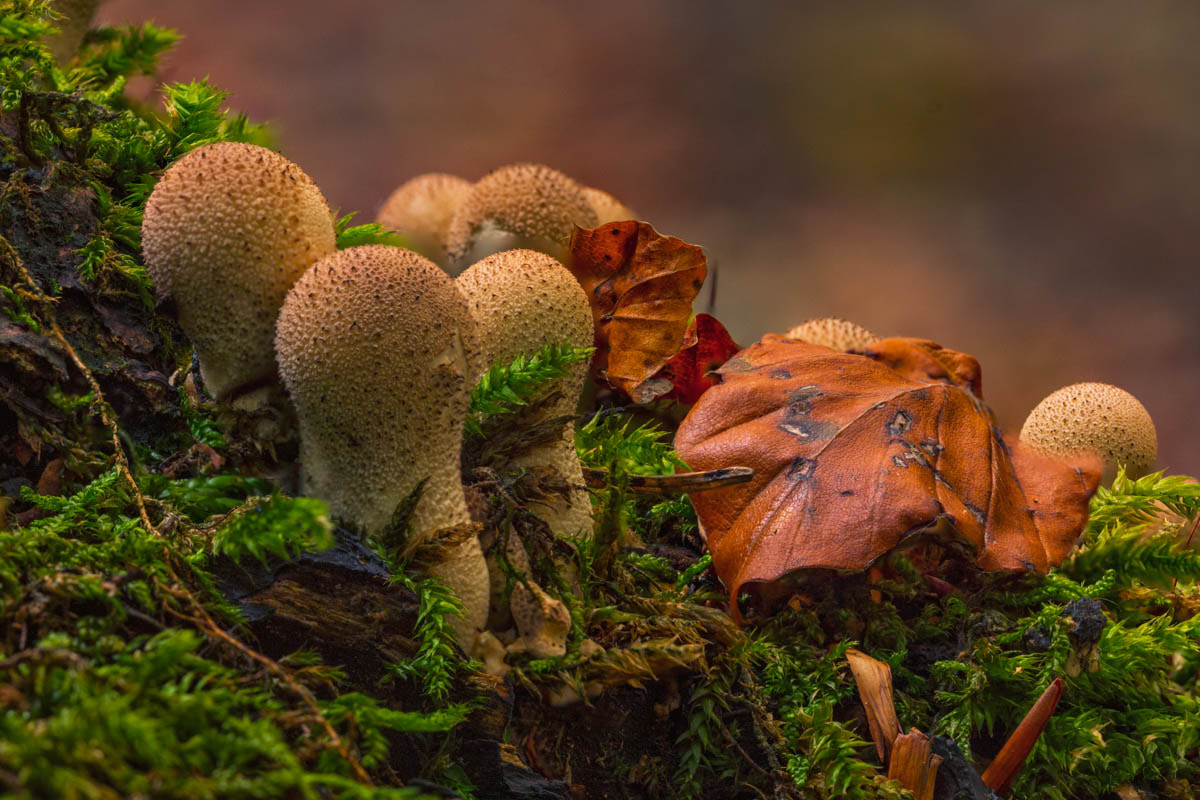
[583,466,753,494]
[845,648,903,764]
[888,728,944,800]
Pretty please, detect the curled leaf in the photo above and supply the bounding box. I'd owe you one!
[567,222,706,401]
[674,335,1101,620]
[647,313,740,405]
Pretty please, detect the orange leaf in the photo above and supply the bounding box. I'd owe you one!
[674,335,1101,621]
[865,337,983,397]
[568,222,707,402]
[644,313,740,405]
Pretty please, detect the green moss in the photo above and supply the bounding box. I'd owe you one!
[2,3,1199,798]
[334,211,409,250]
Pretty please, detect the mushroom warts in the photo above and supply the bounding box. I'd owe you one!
[274,244,490,649]
[142,141,336,403]
[445,163,599,273]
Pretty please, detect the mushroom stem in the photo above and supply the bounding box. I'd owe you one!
[456,249,596,542]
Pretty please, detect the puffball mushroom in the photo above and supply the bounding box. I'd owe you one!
[784,317,879,352]
[274,244,489,647]
[142,142,336,402]
[376,173,472,269]
[1020,382,1158,485]
[456,249,595,541]
[445,163,599,273]
[582,186,637,224]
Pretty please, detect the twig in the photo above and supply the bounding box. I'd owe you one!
[0,236,154,536]
[846,648,903,764]
[156,568,374,785]
[583,466,753,494]
[719,718,773,780]
[16,93,41,166]
[980,678,1063,796]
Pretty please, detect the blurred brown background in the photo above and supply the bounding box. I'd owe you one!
[100,0,1200,475]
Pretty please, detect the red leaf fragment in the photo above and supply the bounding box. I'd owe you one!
[645,313,740,405]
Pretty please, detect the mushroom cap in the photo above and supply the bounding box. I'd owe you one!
[784,317,879,352]
[456,249,594,376]
[275,244,479,535]
[376,172,472,268]
[456,249,595,539]
[275,244,488,643]
[445,163,598,271]
[582,186,637,225]
[1019,382,1158,484]
[142,141,336,400]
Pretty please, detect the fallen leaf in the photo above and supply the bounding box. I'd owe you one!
[674,335,1101,620]
[644,313,740,405]
[567,222,706,401]
[35,457,65,497]
[864,336,983,397]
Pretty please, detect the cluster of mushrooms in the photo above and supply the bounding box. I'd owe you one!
[142,145,628,665]
[141,142,1158,674]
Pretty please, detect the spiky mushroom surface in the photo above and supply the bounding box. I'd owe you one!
[784,317,879,352]
[456,249,595,541]
[142,142,336,401]
[376,172,472,268]
[445,163,598,273]
[274,244,488,646]
[582,186,637,224]
[1020,382,1158,485]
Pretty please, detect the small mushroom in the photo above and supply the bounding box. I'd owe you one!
[445,163,598,273]
[142,142,336,402]
[376,172,473,269]
[456,249,595,541]
[1020,382,1158,485]
[506,580,572,659]
[582,186,637,224]
[274,244,489,648]
[784,317,879,352]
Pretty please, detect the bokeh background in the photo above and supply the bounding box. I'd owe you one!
[100,0,1200,475]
